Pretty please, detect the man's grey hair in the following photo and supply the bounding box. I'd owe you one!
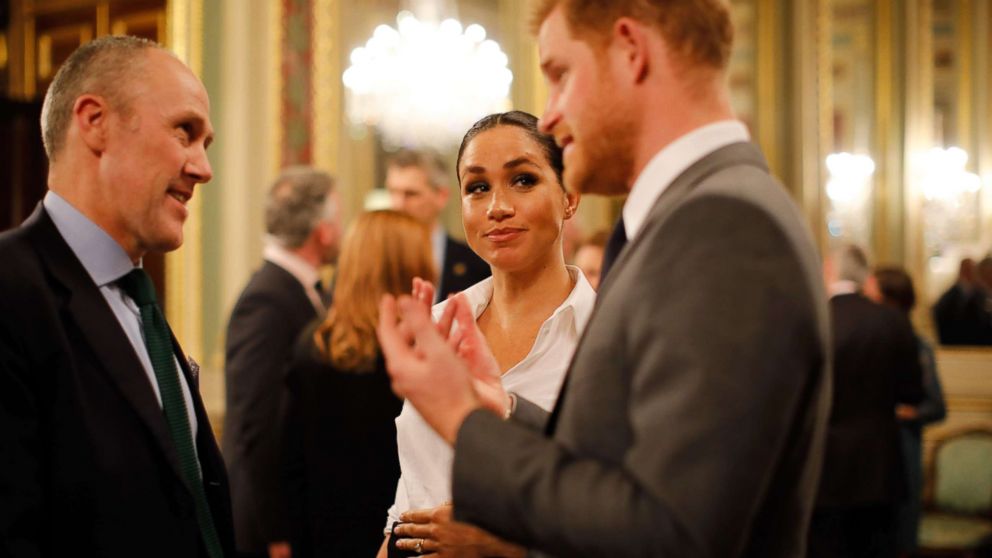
[833,244,871,286]
[265,166,337,248]
[387,148,449,190]
[41,35,165,160]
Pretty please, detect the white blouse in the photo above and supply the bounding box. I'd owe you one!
[385,266,597,530]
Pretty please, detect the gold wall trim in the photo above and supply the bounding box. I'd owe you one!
[1,33,9,70]
[816,0,831,250]
[873,0,895,262]
[270,0,283,179]
[313,0,340,175]
[165,0,205,360]
[791,0,829,252]
[36,34,51,79]
[755,0,779,178]
[24,16,36,98]
[7,0,27,99]
[96,2,110,37]
[903,0,933,327]
[955,0,973,152]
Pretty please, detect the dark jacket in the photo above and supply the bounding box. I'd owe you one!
[438,236,490,301]
[0,205,234,558]
[816,293,925,507]
[281,329,404,558]
[223,260,320,551]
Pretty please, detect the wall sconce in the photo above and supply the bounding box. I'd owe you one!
[825,152,875,243]
[919,147,982,203]
[915,147,983,272]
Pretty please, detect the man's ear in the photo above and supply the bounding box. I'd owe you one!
[314,220,334,246]
[611,17,651,83]
[73,94,111,153]
[435,185,451,209]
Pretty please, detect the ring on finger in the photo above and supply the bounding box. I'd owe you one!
[414,538,424,554]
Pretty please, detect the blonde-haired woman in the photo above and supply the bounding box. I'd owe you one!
[281,210,435,558]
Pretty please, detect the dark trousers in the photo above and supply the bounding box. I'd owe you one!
[808,505,898,558]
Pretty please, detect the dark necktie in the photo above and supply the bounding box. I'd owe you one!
[116,269,224,558]
[600,215,628,283]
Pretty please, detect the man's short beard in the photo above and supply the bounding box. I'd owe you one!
[567,109,636,197]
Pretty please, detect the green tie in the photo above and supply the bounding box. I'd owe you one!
[116,268,224,558]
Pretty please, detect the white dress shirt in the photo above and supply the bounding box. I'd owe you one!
[43,191,199,443]
[385,266,596,530]
[262,238,324,312]
[828,280,860,298]
[623,120,750,240]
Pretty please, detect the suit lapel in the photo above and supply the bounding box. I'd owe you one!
[27,207,187,481]
[546,142,769,434]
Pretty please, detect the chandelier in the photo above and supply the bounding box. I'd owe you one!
[342,8,513,152]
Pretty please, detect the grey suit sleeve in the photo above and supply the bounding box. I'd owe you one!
[509,394,549,432]
[451,196,825,557]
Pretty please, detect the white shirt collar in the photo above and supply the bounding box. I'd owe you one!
[622,120,750,241]
[434,265,596,341]
[828,280,861,298]
[431,225,447,272]
[262,237,323,310]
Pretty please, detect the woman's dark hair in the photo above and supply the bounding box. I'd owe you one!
[874,266,916,314]
[455,110,565,188]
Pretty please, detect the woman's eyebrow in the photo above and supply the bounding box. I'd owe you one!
[504,156,538,169]
[461,156,539,182]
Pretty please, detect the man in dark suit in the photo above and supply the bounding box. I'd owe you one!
[376,1,831,556]
[933,258,992,345]
[809,245,924,558]
[223,167,341,558]
[0,36,232,557]
[385,148,489,299]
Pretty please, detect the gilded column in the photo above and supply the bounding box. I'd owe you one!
[755,0,781,179]
[872,0,898,263]
[313,0,341,176]
[903,0,934,329]
[165,0,205,360]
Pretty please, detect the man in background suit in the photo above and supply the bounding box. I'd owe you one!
[809,245,924,558]
[0,36,232,557]
[385,148,489,300]
[222,167,341,558]
[377,1,831,556]
[933,257,992,345]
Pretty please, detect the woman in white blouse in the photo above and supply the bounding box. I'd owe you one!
[376,110,596,558]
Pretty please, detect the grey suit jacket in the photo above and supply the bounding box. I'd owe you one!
[450,143,831,558]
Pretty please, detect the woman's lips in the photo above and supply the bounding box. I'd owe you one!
[485,228,525,243]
